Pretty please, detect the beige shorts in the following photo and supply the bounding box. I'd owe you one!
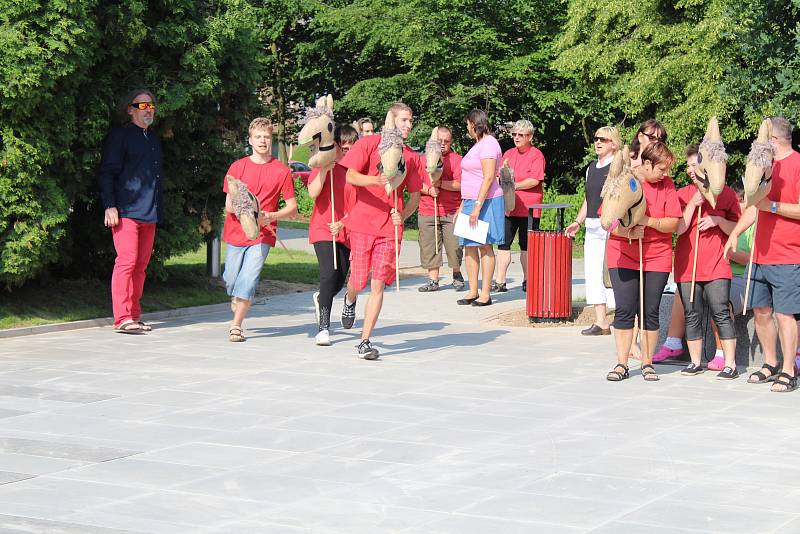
[418,214,463,270]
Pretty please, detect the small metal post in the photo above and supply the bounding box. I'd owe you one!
[207,235,221,278]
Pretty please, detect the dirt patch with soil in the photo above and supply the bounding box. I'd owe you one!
[492,305,615,328]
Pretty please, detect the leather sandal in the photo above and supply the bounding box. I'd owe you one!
[748,363,780,384]
[641,364,660,382]
[606,363,629,382]
[770,372,797,393]
[229,326,246,342]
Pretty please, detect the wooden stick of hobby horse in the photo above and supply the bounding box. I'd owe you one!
[263,223,294,259]
[330,167,337,270]
[690,204,701,303]
[639,237,647,360]
[743,212,758,315]
[394,189,400,292]
[434,196,439,255]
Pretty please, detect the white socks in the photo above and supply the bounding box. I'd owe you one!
[664,336,682,350]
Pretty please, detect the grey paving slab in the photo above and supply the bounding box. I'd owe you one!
[0,514,138,533]
[2,259,799,532]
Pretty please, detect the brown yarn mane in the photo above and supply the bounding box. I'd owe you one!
[303,106,334,122]
[379,127,404,154]
[425,138,442,157]
[699,139,729,163]
[747,141,774,169]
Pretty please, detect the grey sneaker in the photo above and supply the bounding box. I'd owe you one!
[452,272,465,291]
[356,339,379,360]
[341,298,356,329]
[681,363,705,376]
[418,279,440,292]
[716,366,739,380]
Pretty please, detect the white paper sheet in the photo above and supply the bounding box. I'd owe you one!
[453,211,489,244]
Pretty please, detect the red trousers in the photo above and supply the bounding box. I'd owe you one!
[111,218,156,327]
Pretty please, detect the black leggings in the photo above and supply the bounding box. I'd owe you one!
[677,279,735,341]
[313,241,351,312]
[609,268,670,330]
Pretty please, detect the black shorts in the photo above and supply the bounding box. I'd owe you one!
[498,216,539,251]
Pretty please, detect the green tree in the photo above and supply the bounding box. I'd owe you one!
[1,0,265,287]
[554,0,747,175]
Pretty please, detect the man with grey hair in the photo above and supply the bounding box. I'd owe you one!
[725,116,800,392]
[493,119,546,293]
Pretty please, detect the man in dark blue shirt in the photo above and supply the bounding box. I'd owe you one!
[98,89,163,334]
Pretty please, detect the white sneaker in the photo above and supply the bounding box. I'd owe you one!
[315,329,331,346]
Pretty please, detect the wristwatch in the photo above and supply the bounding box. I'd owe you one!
[771,201,778,214]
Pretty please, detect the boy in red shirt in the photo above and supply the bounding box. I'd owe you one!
[306,124,358,346]
[338,102,422,359]
[494,119,545,292]
[417,126,465,292]
[725,117,800,392]
[222,118,297,342]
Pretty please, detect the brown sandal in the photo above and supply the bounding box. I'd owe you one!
[229,326,245,342]
[137,322,152,332]
[641,364,660,382]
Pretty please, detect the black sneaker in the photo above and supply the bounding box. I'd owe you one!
[418,279,440,292]
[491,282,508,293]
[716,366,739,380]
[452,272,466,291]
[341,298,356,329]
[356,339,379,360]
[681,363,705,376]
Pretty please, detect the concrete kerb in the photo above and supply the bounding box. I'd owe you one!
[3,227,585,339]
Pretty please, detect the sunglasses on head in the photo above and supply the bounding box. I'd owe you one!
[130,102,156,110]
[593,136,611,143]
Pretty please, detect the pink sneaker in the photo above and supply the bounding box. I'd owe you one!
[652,345,684,362]
[707,355,725,371]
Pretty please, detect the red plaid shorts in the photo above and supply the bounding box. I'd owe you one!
[348,231,400,290]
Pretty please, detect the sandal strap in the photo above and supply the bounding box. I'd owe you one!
[641,364,655,372]
[774,372,796,385]
[230,326,243,334]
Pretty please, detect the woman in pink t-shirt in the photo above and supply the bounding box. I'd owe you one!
[456,109,505,307]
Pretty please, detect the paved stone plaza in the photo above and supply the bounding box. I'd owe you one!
[2,232,800,533]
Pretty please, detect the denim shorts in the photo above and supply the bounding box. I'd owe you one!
[750,263,800,315]
[223,243,270,301]
[459,196,506,247]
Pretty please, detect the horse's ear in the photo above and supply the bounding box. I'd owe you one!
[705,116,721,141]
[609,149,624,178]
[315,95,325,108]
[430,127,438,140]
[756,118,771,142]
[384,110,394,130]
[621,145,631,169]
[326,94,333,111]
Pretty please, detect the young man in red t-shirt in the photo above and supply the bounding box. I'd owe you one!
[338,102,422,360]
[417,126,465,292]
[494,119,545,293]
[306,124,358,346]
[725,116,800,392]
[222,118,297,342]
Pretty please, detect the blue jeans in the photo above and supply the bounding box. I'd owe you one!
[223,243,270,301]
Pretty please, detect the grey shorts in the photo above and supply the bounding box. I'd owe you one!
[729,275,750,316]
[749,263,800,315]
[418,214,463,270]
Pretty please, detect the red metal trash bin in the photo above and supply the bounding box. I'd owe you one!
[526,203,573,322]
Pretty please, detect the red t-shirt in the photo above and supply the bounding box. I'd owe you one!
[338,134,423,239]
[606,176,681,272]
[222,157,295,247]
[419,150,463,216]
[754,150,800,265]
[502,146,546,218]
[673,185,741,282]
[307,163,349,246]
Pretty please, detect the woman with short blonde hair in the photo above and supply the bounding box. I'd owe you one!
[566,126,620,335]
